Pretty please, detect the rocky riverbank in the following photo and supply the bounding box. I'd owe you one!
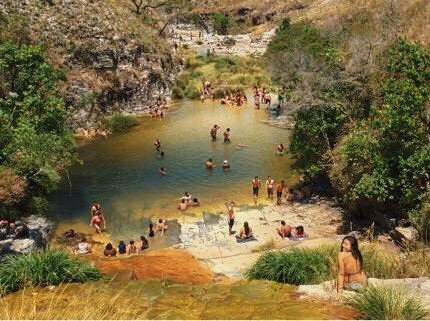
[0,215,53,256]
[0,0,180,130]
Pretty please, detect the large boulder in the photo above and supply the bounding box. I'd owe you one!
[10,239,36,254]
[390,226,419,247]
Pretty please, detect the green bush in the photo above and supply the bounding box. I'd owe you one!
[212,12,230,35]
[245,248,330,285]
[105,114,138,134]
[0,249,102,294]
[346,286,428,320]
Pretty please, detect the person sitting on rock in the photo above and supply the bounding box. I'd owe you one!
[190,197,200,207]
[156,219,168,235]
[237,221,253,239]
[104,243,117,257]
[76,238,91,254]
[277,220,292,238]
[178,198,188,211]
[118,240,127,254]
[64,229,75,238]
[139,236,149,251]
[289,226,309,241]
[127,240,137,255]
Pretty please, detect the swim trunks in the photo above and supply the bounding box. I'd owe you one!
[253,187,259,196]
[228,218,234,228]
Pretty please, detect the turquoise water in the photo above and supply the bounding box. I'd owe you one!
[48,99,295,240]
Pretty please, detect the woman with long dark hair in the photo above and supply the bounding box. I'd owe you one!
[337,236,367,294]
[238,221,253,239]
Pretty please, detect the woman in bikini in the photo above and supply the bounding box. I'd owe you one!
[337,236,367,294]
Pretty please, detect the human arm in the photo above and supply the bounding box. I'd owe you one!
[337,253,345,293]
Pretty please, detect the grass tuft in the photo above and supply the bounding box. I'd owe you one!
[0,248,102,294]
[346,286,428,320]
[104,114,138,134]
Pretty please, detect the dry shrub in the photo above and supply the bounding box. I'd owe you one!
[0,167,27,204]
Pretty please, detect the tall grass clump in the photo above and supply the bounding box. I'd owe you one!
[0,249,102,294]
[346,286,428,320]
[246,248,330,284]
[105,114,138,134]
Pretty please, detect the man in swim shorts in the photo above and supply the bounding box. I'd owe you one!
[265,176,275,199]
[276,180,287,205]
[252,176,261,197]
[223,128,231,143]
[210,124,220,141]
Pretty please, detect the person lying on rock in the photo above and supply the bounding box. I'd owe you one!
[289,226,309,241]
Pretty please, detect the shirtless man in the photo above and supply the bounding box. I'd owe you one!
[154,139,161,152]
[276,180,287,205]
[181,192,192,204]
[227,201,235,235]
[210,124,220,141]
[223,128,231,143]
[277,220,292,238]
[265,176,275,199]
[159,167,167,176]
[252,176,261,197]
[205,158,215,169]
[178,199,188,211]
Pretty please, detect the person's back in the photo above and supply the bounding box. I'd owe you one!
[118,241,126,254]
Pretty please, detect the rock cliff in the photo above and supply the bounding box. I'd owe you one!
[0,0,181,129]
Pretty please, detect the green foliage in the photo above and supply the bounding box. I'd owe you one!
[289,105,346,174]
[212,12,230,35]
[409,191,430,242]
[0,42,74,210]
[173,54,271,99]
[104,114,138,134]
[246,243,415,285]
[245,247,331,285]
[346,286,428,320]
[0,249,102,294]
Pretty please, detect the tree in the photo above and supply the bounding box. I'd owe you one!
[129,0,168,15]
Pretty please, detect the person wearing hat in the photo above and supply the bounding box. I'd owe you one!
[222,160,231,170]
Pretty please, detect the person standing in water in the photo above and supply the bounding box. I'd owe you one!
[91,212,105,234]
[227,201,235,235]
[265,176,275,199]
[223,128,231,143]
[154,139,161,152]
[210,124,220,141]
[206,158,215,169]
[337,236,367,294]
[90,201,101,225]
[276,180,287,205]
[252,176,261,197]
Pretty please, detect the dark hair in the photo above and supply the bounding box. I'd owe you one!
[208,158,213,162]
[161,152,165,156]
[281,220,285,225]
[185,192,189,196]
[119,240,125,245]
[280,143,284,148]
[193,197,198,202]
[255,176,258,179]
[159,219,162,223]
[81,238,87,242]
[244,221,250,236]
[227,128,230,131]
[281,180,285,184]
[140,236,147,241]
[106,243,113,250]
[341,236,363,271]
[130,240,134,245]
[149,223,154,230]
[296,226,304,235]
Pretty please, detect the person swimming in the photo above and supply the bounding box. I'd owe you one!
[190,197,200,206]
[154,139,161,152]
[206,158,215,169]
[235,141,247,150]
[159,167,167,175]
[276,143,285,156]
[222,160,231,170]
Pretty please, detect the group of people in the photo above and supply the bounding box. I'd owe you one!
[220,91,248,106]
[177,192,200,211]
[0,218,29,240]
[149,97,168,118]
[253,86,271,109]
[210,124,231,143]
[81,127,110,139]
[249,176,313,205]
